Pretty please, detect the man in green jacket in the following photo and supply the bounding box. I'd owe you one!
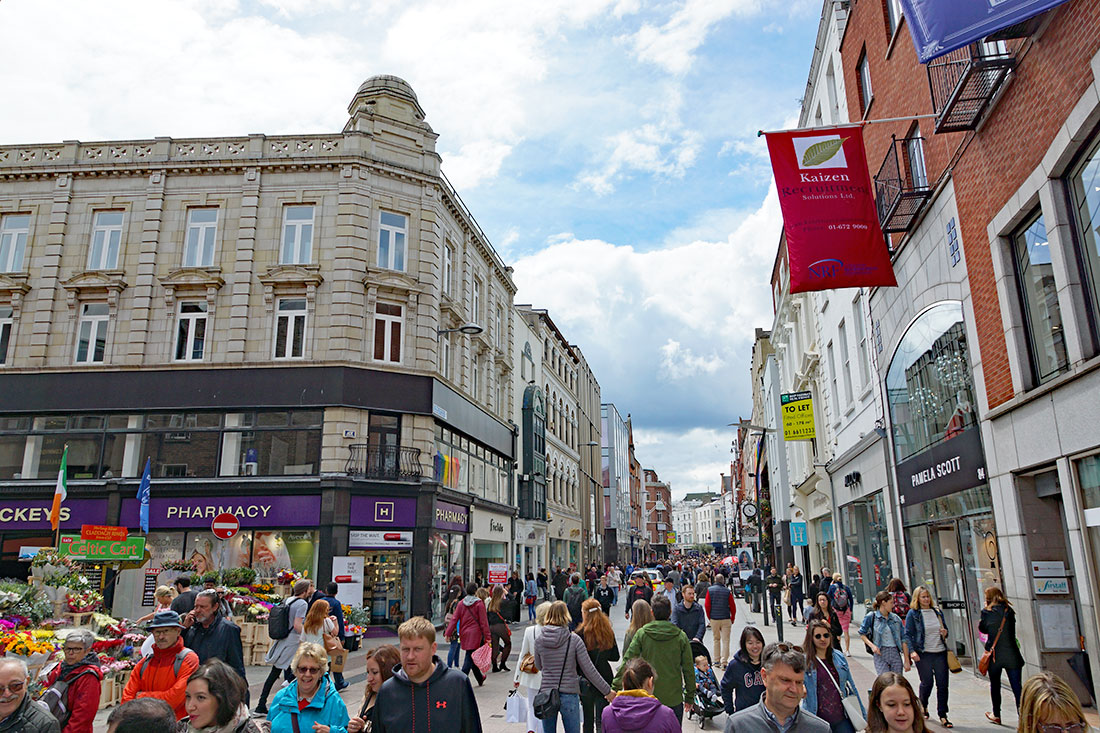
[613,594,696,722]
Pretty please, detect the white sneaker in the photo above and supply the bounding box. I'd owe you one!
[845,651,851,657]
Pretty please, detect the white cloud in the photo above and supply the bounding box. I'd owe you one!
[633,427,735,499]
[660,340,725,380]
[626,0,762,74]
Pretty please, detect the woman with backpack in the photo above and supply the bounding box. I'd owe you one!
[575,599,620,733]
[886,578,911,620]
[444,582,491,687]
[43,628,101,733]
[979,586,1024,725]
[254,579,312,715]
[827,573,854,656]
[859,591,911,676]
[533,601,615,733]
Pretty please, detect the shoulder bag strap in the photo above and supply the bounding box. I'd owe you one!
[817,656,847,697]
[290,712,302,733]
[990,609,1007,659]
[359,691,374,719]
[557,638,571,688]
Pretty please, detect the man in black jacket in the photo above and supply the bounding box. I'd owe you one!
[371,616,481,733]
[181,590,246,684]
[624,572,654,618]
[593,575,615,615]
[169,575,198,615]
[552,566,568,601]
[671,584,706,643]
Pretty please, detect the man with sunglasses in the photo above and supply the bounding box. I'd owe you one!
[0,657,60,732]
[723,642,828,733]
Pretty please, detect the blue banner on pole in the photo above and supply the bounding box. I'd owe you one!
[900,0,1070,62]
[137,457,151,534]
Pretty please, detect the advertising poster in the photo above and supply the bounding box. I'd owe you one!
[186,532,252,574]
[332,556,364,608]
[487,562,508,585]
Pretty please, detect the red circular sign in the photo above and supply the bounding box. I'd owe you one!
[211,513,240,540]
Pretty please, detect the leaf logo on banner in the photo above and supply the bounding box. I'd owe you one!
[801,137,848,167]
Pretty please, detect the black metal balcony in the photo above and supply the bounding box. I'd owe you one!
[345,444,422,481]
[928,42,1015,134]
[874,136,932,234]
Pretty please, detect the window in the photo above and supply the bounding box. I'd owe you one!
[858,52,873,114]
[1012,211,1068,383]
[87,211,123,270]
[183,208,218,268]
[825,61,840,124]
[471,353,480,400]
[838,319,853,403]
[495,306,504,348]
[441,334,452,378]
[0,306,11,365]
[0,214,29,272]
[274,297,307,359]
[75,303,109,364]
[1068,134,1100,345]
[826,341,839,418]
[472,278,481,325]
[906,128,928,189]
[886,0,903,35]
[280,206,314,265]
[853,294,871,390]
[443,244,454,295]
[175,301,208,361]
[373,302,402,363]
[378,212,407,271]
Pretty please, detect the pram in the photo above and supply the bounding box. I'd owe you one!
[688,639,724,729]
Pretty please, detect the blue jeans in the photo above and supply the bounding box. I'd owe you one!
[447,639,461,667]
[611,586,618,606]
[542,692,581,733]
[528,599,536,620]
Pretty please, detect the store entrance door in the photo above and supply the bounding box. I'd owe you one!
[906,514,1001,670]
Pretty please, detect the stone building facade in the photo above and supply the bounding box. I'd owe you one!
[0,75,516,626]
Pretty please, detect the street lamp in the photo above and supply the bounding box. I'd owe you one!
[437,322,483,336]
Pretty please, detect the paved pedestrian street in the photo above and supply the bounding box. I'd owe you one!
[91,596,1095,732]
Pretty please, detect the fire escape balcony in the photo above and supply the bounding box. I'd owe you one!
[928,42,1015,134]
[874,136,932,234]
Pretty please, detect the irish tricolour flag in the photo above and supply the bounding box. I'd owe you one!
[49,445,68,531]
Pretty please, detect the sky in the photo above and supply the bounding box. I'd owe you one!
[0,0,821,499]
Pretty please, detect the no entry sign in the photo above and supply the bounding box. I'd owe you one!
[211,512,240,540]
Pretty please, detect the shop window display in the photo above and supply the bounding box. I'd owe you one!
[431,532,466,624]
[359,553,409,625]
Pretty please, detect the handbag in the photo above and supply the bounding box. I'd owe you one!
[935,612,963,674]
[533,638,571,719]
[473,642,493,675]
[520,652,539,674]
[579,646,604,699]
[818,657,866,730]
[978,611,1007,676]
[505,689,525,723]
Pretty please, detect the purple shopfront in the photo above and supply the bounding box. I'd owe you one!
[347,496,417,625]
[0,498,109,579]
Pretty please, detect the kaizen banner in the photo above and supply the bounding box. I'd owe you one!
[765,127,897,294]
[900,0,1070,63]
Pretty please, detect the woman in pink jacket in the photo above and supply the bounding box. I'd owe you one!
[443,581,491,686]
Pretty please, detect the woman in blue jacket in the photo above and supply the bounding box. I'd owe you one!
[801,620,865,732]
[858,591,911,675]
[268,643,350,733]
[905,586,952,728]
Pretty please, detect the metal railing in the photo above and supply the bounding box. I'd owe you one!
[928,43,1015,134]
[345,444,422,481]
[874,136,932,234]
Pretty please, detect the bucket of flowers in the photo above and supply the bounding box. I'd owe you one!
[1,630,57,668]
[274,569,300,597]
[29,550,71,584]
[66,589,103,614]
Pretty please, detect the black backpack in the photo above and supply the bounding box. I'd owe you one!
[268,597,302,640]
[42,668,97,727]
[565,587,585,617]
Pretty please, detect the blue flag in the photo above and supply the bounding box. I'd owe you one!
[137,457,151,534]
[900,0,1071,62]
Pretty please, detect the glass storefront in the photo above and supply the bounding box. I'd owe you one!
[473,541,507,586]
[431,531,466,625]
[350,551,411,625]
[840,492,891,605]
[1078,455,1100,603]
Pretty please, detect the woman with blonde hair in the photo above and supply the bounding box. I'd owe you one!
[576,598,620,733]
[267,642,349,733]
[623,600,653,653]
[347,644,400,733]
[980,585,1024,724]
[904,585,952,727]
[1017,672,1089,733]
[488,584,512,672]
[514,602,552,733]
[533,601,615,733]
[137,585,176,623]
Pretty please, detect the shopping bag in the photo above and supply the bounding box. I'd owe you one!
[472,642,492,675]
[505,689,524,723]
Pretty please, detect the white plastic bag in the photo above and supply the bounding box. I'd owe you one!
[505,689,524,724]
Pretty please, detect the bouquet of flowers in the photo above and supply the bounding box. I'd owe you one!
[275,569,300,586]
[1,631,57,664]
[161,559,198,572]
[245,603,270,621]
[66,589,103,613]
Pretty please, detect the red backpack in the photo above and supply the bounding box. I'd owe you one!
[892,591,911,618]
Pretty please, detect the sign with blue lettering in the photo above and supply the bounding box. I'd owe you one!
[790,521,808,546]
[900,0,1071,63]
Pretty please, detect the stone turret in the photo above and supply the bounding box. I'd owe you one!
[344,74,439,174]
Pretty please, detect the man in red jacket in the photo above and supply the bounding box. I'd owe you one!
[44,629,102,733]
[120,611,199,719]
[443,582,490,686]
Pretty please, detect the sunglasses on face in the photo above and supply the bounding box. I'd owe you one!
[1037,725,1087,733]
[0,681,25,695]
[296,666,321,675]
[813,633,832,639]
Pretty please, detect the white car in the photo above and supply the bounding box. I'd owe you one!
[632,568,664,590]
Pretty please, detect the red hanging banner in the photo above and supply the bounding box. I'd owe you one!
[765,127,897,294]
